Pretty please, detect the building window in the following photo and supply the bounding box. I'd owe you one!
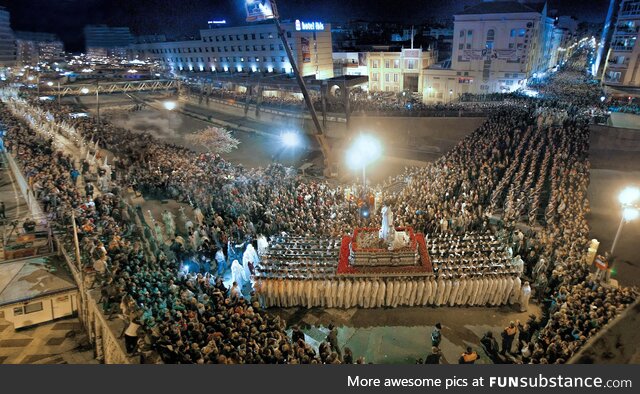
[270,44,274,50]
[406,59,416,69]
[385,59,390,68]
[394,59,400,68]
[13,307,23,316]
[393,73,399,82]
[372,73,379,82]
[286,32,292,38]
[24,302,44,314]
[244,34,249,40]
[372,60,379,68]
[385,73,390,82]
[460,30,465,38]
[260,33,265,39]
[229,35,233,41]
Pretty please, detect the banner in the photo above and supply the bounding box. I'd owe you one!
[301,37,311,63]
[358,52,368,67]
[462,49,489,60]
[492,49,518,60]
[245,0,275,22]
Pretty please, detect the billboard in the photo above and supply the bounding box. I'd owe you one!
[245,0,275,22]
[358,52,368,67]
[301,37,311,63]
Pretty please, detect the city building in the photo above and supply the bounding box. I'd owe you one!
[602,0,640,87]
[15,31,64,66]
[422,27,454,40]
[367,48,437,93]
[129,20,334,79]
[422,0,561,102]
[0,6,15,67]
[84,24,134,58]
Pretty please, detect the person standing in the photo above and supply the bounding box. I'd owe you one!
[459,346,479,364]
[327,324,341,361]
[501,321,518,355]
[431,323,442,348]
[425,346,442,364]
[520,281,532,312]
[291,325,305,343]
[0,201,6,220]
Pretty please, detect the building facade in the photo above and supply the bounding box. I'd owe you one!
[15,31,64,66]
[129,20,334,79]
[84,25,134,58]
[423,0,561,101]
[0,7,15,67]
[603,0,640,87]
[367,48,436,93]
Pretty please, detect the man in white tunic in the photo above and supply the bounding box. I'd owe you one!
[397,280,407,307]
[428,277,438,305]
[363,280,372,308]
[415,279,425,306]
[512,255,525,277]
[370,280,379,309]
[305,280,313,308]
[455,275,467,306]
[337,280,346,308]
[344,279,353,308]
[351,279,361,308]
[385,280,394,307]
[358,278,367,307]
[231,260,247,288]
[509,276,522,305]
[435,276,446,306]
[520,281,532,312]
[502,276,515,305]
[376,280,386,308]
[448,276,460,307]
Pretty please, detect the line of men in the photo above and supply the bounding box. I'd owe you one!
[253,273,530,309]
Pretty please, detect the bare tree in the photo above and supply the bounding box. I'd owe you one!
[187,126,240,154]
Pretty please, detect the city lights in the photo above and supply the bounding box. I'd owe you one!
[346,134,382,171]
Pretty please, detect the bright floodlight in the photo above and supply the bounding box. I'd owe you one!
[163,101,177,111]
[47,81,54,87]
[600,96,606,102]
[346,134,382,170]
[80,87,90,94]
[281,131,300,147]
[27,76,34,81]
[623,207,639,222]
[619,186,640,206]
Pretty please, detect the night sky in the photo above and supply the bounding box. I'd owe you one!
[0,0,611,52]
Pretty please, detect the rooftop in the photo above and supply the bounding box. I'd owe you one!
[0,255,77,307]
[456,1,545,15]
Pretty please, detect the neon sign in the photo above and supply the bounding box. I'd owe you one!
[295,20,325,31]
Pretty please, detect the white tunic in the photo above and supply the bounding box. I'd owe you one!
[377,281,386,308]
[502,276,515,305]
[442,279,453,306]
[416,280,425,306]
[435,278,446,306]
[337,280,346,308]
[510,277,522,305]
[455,277,467,306]
[520,284,532,312]
[344,280,353,308]
[385,280,394,307]
[371,281,379,309]
[449,278,460,307]
[351,280,361,308]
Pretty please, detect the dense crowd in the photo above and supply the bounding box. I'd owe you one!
[0,48,636,364]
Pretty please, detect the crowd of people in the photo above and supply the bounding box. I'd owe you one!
[0,46,636,364]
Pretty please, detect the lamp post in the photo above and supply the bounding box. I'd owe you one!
[610,186,640,256]
[346,134,382,192]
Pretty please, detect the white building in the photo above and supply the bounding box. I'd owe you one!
[129,20,334,79]
[423,0,560,101]
[0,6,15,67]
[0,256,78,329]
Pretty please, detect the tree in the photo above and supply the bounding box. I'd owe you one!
[187,126,240,154]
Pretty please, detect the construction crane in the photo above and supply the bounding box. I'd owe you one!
[263,0,336,177]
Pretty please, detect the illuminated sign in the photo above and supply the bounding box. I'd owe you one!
[208,20,227,25]
[246,0,275,22]
[295,20,325,31]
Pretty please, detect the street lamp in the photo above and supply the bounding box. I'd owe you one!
[346,134,382,191]
[610,186,640,256]
[163,100,177,111]
[281,131,300,148]
[80,87,90,94]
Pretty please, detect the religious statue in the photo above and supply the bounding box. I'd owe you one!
[162,210,176,239]
[379,203,394,243]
